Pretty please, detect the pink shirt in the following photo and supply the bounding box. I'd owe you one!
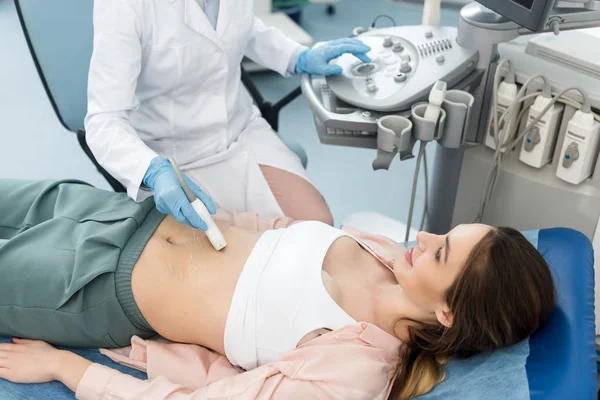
[76,210,405,400]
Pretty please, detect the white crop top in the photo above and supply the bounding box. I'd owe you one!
[223,221,360,370]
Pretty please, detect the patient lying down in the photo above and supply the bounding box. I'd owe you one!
[0,180,555,399]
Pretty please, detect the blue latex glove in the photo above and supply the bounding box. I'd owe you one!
[143,156,216,231]
[295,38,371,76]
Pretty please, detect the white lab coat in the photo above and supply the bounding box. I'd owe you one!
[85,0,309,216]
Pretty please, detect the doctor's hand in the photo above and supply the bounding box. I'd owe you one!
[143,156,216,231]
[295,38,371,76]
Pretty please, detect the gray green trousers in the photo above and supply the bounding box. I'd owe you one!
[0,179,166,348]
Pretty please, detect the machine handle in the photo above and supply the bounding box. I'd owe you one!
[300,74,336,123]
[300,74,379,130]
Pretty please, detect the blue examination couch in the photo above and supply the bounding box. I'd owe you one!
[9,0,597,398]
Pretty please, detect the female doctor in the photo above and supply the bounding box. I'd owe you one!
[84,0,371,231]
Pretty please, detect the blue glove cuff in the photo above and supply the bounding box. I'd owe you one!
[295,48,310,75]
[143,156,169,188]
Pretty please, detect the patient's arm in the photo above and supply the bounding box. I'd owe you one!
[213,209,297,232]
[74,340,337,400]
[72,327,396,400]
[76,360,326,400]
[0,338,325,400]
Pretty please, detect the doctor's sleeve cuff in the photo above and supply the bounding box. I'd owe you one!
[279,42,305,77]
[130,149,161,203]
[246,17,305,77]
[286,45,309,76]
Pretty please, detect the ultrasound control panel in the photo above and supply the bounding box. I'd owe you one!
[325,26,479,113]
[300,25,481,149]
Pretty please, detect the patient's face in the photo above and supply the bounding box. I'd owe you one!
[393,224,492,322]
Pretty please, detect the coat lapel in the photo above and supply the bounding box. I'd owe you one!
[183,0,222,47]
[215,0,253,37]
[215,0,232,37]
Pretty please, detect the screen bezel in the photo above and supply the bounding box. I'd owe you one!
[512,0,535,10]
[475,0,556,31]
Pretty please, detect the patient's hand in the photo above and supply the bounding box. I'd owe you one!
[0,338,91,392]
[0,338,62,383]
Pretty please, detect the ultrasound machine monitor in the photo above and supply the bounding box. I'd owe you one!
[474,0,557,31]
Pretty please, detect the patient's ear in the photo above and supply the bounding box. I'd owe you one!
[435,308,453,328]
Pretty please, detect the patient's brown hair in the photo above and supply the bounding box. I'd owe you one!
[389,227,556,399]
